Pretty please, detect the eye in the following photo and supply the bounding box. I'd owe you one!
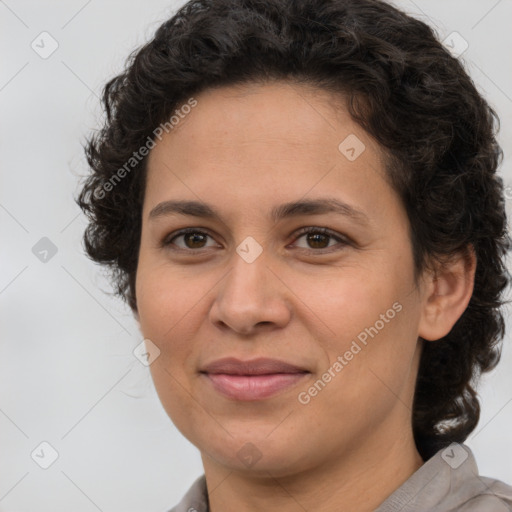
[162,228,219,251]
[290,227,349,252]
[162,226,350,254]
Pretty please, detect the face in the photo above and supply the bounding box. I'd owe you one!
[135,81,426,477]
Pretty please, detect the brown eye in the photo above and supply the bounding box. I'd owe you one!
[291,227,349,252]
[163,229,218,251]
[182,232,208,249]
[304,232,331,249]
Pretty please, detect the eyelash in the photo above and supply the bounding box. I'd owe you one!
[162,226,350,254]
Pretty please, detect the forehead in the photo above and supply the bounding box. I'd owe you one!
[144,81,394,221]
[162,81,353,153]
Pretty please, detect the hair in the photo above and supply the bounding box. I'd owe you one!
[77,0,511,461]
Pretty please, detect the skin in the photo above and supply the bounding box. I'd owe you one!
[135,80,475,512]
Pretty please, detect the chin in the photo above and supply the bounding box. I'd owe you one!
[201,434,315,477]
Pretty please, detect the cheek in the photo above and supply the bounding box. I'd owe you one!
[136,266,204,423]
[136,259,199,337]
[295,263,411,354]
[135,268,193,380]
[297,305,420,443]
[297,262,420,400]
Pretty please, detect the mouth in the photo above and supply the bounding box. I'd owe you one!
[199,357,310,401]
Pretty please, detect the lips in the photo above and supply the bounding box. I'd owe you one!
[200,357,308,376]
[200,357,310,401]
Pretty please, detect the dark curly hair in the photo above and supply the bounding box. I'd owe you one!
[77,0,511,461]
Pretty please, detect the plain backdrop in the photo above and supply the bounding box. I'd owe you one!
[1,1,511,511]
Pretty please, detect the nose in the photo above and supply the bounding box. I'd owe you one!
[209,246,292,336]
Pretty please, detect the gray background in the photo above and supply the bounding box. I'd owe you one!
[1,1,511,511]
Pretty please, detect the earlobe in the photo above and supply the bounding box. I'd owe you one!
[418,246,476,342]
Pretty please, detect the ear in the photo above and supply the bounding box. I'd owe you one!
[418,245,476,341]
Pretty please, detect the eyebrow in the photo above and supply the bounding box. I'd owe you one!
[149,197,370,225]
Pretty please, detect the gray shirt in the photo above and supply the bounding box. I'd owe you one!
[168,444,512,511]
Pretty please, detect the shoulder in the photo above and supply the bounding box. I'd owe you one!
[376,443,512,512]
[455,476,512,512]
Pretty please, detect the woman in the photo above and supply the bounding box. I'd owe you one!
[77,0,512,510]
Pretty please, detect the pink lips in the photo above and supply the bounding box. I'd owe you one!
[200,357,310,401]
